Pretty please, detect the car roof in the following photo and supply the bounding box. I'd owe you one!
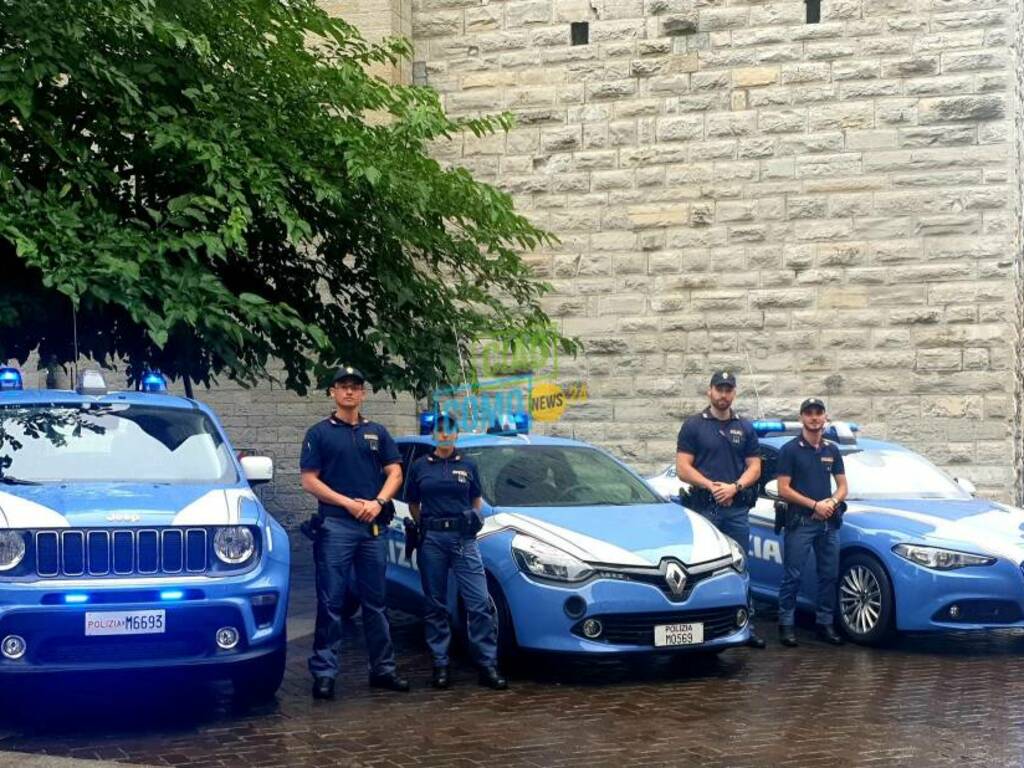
[397,433,598,449]
[0,388,204,412]
[757,434,909,453]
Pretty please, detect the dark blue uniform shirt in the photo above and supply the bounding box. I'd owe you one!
[405,452,483,520]
[777,436,845,510]
[300,415,401,517]
[676,408,759,483]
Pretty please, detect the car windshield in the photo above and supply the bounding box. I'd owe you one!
[0,404,237,484]
[842,448,970,501]
[462,445,662,507]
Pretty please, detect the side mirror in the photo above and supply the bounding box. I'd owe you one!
[763,479,781,501]
[954,476,976,496]
[241,455,274,486]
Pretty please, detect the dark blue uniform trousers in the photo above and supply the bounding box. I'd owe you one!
[418,531,498,668]
[778,518,839,627]
[309,516,396,679]
[700,505,758,624]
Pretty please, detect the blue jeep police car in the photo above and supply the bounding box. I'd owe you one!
[0,367,289,701]
[383,416,751,657]
[648,421,1024,645]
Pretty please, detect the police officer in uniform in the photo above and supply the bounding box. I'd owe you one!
[300,366,409,699]
[676,371,766,649]
[776,397,848,647]
[405,413,507,690]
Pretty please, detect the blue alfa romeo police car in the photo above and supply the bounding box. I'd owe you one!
[383,417,751,657]
[0,367,289,700]
[648,421,1024,645]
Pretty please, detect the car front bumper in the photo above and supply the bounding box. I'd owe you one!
[500,567,752,654]
[890,556,1024,632]
[0,551,289,675]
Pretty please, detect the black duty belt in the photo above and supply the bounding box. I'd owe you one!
[422,517,465,532]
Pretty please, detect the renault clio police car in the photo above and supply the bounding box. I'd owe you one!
[383,413,751,657]
[0,367,289,700]
[648,420,1024,646]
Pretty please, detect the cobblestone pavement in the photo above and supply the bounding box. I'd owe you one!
[2,542,1024,768]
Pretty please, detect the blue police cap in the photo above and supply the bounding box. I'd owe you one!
[800,397,826,413]
[330,366,366,386]
[709,370,737,388]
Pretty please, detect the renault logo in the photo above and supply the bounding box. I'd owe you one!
[665,562,687,596]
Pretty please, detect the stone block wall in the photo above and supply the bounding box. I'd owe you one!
[405,0,1021,499]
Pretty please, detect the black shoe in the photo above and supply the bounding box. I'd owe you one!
[478,667,508,690]
[778,626,798,647]
[312,677,335,700]
[816,623,844,645]
[431,666,450,690]
[369,672,410,692]
[746,630,767,649]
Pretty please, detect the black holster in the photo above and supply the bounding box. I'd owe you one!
[300,512,324,541]
[403,518,420,560]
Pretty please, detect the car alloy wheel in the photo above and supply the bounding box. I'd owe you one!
[840,564,882,633]
[838,553,895,645]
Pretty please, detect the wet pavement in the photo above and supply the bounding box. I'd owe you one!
[1,542,1023,767]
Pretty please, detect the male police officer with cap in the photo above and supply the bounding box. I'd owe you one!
[676,371,765,649]
[775,397,848,648]
[300,366,408,699]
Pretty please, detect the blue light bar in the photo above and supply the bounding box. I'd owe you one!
[487,412,530,435]
[64,594,89,604]
[752,419,785,434]
[419,411,437,436]
[140,370,168,393]
[0,367,23,391]
[160,589,184,601]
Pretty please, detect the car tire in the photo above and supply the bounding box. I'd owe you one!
[233,639,287,704]
[837,553,895,646]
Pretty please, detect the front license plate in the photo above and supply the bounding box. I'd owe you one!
[85,610,166,636]
[654,622,704,647]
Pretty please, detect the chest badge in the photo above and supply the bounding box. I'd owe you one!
[452,469,469,484]
[363,433,380,452]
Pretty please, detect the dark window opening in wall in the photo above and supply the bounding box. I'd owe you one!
[571,21,589,45]
[805,0,821,23]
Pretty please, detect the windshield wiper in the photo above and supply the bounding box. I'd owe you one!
[0,475,41,486]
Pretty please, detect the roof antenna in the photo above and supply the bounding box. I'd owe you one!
[743,345,764,420]
[72,301,80,387]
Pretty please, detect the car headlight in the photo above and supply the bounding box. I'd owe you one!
[892,543,995,570]
[728,537,746,573]
[0,531,25,571]
[511,535,594,583]
[213,526,255,564]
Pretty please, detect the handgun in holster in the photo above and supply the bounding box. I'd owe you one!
[830,501,848,530]
[300,512,325,541]
[773,501,789,535]
[403,518,420,560]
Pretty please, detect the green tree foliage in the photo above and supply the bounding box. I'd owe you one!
[0,0,574,395]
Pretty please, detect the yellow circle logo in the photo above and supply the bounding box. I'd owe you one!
[530,381,566,422]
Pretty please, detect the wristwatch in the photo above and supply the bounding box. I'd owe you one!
[375,497,388,506]
[734,481,743,491]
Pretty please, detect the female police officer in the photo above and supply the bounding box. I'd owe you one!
[405,413,508,690]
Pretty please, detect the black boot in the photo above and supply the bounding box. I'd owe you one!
[369,672,411,692]
[312,677,335,700]
[746,629,767,649]
[478,667,508,690]
[816,623,844,645]
[778,625,798,647]
[431,666,450,690]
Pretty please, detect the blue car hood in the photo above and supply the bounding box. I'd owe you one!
[0,484,260,528]
[848,497,1024,562]
[483,503,733,567]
